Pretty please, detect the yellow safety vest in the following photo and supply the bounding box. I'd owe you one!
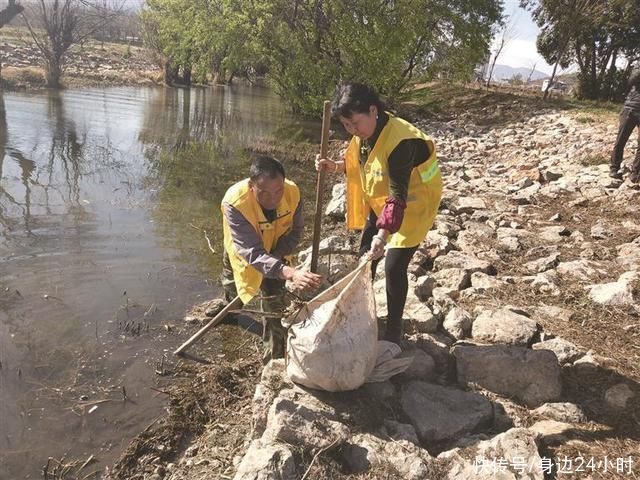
[222,178,300,303]
[345,114,443,248]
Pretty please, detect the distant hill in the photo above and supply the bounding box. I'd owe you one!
[489,64,548,82]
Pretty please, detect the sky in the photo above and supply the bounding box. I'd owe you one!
[494,0,555,75]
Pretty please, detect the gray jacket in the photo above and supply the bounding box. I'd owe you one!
[223,201,304,279]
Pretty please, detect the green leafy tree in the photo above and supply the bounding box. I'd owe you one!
[255,0,503,113]
[141,0,265,85]
[141,0,502,113]
[522,0,640,100]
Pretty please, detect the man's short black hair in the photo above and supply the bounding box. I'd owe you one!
[249,155,286,181]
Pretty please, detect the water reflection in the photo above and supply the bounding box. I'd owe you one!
[0,84,319,478]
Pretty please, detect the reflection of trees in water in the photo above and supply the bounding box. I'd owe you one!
[138,84,305,152]
[0,93,31,237]
[46,93,85,211]
[136,84,319,275]
[138,86,227,151]
[0,91,87,239]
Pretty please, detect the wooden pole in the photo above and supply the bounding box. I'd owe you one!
[173,295,242,356]
[310,100,332,273]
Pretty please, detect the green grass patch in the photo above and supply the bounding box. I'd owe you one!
[398,81,622,126]
[580,153,609,166]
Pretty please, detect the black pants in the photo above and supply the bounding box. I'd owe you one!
[359,210,417,340]
[222,251,287,364]
[610,107,640,180]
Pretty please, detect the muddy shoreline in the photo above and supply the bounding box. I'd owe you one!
[103,105,640,479]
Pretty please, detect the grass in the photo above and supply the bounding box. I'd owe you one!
[580,153,610,166]
[398,82,620,127]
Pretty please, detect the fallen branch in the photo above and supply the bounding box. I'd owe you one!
[300,436,342,480]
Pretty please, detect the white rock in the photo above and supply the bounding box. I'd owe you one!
[532,337,583,365]
[472,308,538,346]
[443,307,473,339]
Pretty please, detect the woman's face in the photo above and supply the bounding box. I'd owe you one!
[339,105,378,140]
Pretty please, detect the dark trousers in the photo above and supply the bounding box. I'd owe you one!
[610,107,640,180]
[222,252,287,364]
[359,210,418,340]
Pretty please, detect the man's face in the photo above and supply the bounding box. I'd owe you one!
[249,174,285,210]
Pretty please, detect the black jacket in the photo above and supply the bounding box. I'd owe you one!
[624,69,640,112]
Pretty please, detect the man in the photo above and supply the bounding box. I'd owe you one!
[222,155,322,363]
[610,68,640,182]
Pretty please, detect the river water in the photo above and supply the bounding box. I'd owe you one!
[0,85,319,478]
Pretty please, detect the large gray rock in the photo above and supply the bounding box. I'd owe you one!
[233,440,296,480]
[471,308,538,346]
[400,381,493,444]
[360,380,396,404]
[414,275,436,300]
[454,197,487,214]
[297,235,354,263]
[453,344,562,407]
[524,252,560,274]
[443,307,473,340]
[442,428,544,480]
[470,272,508,291]
[556,259,604,282]
[383,419,420,444]
[532,402,586,423]
[587,271,638,306]
[528,420,575,447]
[341,433,433,479]
[532,337,583,365]
[252,360,293,437]
[405,298,439,333]
[616,240,640,270]
[423,231,453,258]
[528,270,561,296]
[409,332,454,374]
[433,250,496,275]
[604,383,634,411]
[398,349,436,381]
[538,225,570,243]
[533,304,575,322]
[325,183,346,219]
[263,389,349,450]
[433,268,471,290]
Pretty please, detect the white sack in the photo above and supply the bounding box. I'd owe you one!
[285,261,378,391]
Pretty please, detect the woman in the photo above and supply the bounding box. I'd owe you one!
[316,83,442,344]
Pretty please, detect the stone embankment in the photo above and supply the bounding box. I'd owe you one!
[162,109,639,479]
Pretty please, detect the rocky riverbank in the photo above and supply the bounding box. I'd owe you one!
[0,31,161,89]
[108,100,639,479]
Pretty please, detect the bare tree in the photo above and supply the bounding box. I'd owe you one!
[21,0,123,88]
[526,61,537,83]
[485,11,518,88]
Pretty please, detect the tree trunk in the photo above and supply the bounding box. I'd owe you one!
[46,57,63,88]
[164,61,179,86]
[182,65,192,85]
[543,36,570,100]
